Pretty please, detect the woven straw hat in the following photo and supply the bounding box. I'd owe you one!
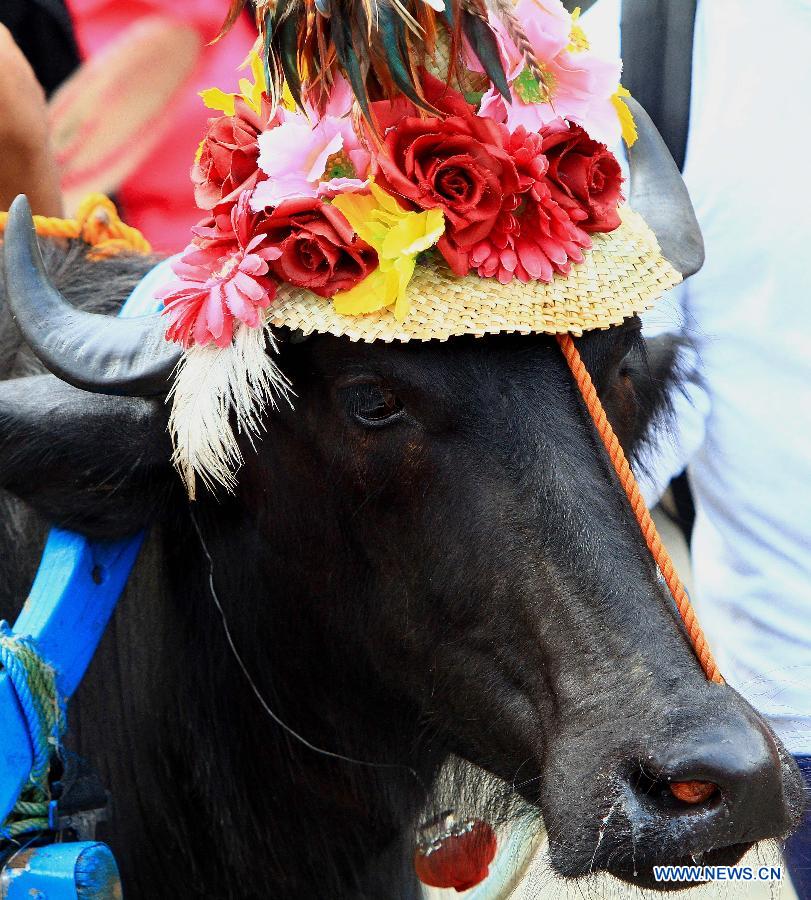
[3,1,699,502]
[269,206,680,342]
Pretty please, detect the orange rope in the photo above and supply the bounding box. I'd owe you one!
[556,333,724,685]
[0,194,151,258]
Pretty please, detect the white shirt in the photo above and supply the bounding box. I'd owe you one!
[585,0,811,753]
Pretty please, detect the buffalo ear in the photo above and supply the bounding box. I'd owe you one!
[0,375,175,539]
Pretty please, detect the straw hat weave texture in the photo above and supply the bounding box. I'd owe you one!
[269,206,681,342]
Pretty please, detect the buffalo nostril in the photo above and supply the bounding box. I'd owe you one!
[629,765,723,814]
[669,780,718,805]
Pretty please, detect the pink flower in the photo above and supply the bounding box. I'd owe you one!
[474,0,622,146]
[468,0,570,87]
[467,189,591,284]
[158,194,281,348]
[251,76,371,210]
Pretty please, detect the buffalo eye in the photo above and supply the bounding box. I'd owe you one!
[618,352,637,386]
[608,325,645,392]
[617,336,647,389]
[342,380,405,427]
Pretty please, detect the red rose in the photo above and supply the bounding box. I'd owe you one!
[374,74,521,276]
[540,121,623,233]
[192,97,269,212]
[260,198,377,297]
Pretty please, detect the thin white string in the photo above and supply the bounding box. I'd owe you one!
[190,510,424,787]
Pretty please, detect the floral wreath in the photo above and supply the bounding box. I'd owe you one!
[156,0,642,495]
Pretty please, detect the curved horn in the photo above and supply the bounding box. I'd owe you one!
[2,195,181,396]
[626,98,705,278]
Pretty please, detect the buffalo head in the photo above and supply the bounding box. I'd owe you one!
[0,102,803,895]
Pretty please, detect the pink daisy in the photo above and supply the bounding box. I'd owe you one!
[467,127,591,284]
[158,194,281,348]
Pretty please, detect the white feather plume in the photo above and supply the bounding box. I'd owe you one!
[168,318,293,499]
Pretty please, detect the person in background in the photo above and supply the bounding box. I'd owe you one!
[1,1,256,253]
[62,0,257,252]
[581,0,811,894]
[0,0,79,97]
[0,24,62,217]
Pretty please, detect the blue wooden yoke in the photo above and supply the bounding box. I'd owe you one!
[0,257,173,825]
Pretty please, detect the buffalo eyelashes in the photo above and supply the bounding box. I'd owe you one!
[617,328,646,381]
[343,382,405,427]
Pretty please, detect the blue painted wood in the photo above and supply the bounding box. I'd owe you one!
[0,257,172,825]
[0,842,121,899]
[15,530,147,699]
[0,533,146,823]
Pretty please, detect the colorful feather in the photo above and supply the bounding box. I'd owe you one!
[376,4,437,111]
[215,0,254,43]
[331,10,373,119]
[217,0,515,121]
[443,0,510,100]
[277,14,304,107]
[485,0,546,91]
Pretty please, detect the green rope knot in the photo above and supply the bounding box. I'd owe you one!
[0,621,66,842]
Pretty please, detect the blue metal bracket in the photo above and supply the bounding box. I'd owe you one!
[0,257,171,825]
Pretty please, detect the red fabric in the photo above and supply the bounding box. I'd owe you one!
[66,0,256,253]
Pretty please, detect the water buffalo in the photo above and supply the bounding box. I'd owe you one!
[0,108,804,898]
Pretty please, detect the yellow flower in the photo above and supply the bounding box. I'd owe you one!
[199,51,275,117]
[199,87,237,116]
[567,8,590,53]
[611,85,638,147]
[332,184,445,322]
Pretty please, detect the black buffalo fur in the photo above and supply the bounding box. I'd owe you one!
[0,240,802,898]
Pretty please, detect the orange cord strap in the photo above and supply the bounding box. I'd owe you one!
[556,333,724,685]
[0,194,151,258]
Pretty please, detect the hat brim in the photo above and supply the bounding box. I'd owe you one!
[269,206,681,342]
